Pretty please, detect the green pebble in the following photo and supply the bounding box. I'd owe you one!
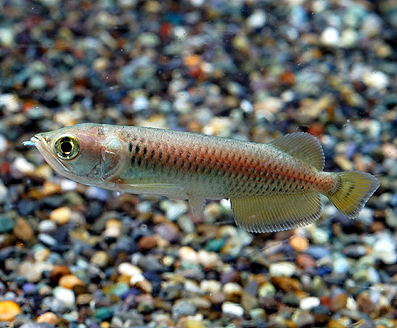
[93,307,114,321]
[102,282,130,296]
[205,239,225,252]
[0,214,15,233]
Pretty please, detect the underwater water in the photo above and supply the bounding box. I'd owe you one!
[0,0,396,327]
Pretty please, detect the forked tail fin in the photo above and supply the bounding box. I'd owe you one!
[327,171,380,219]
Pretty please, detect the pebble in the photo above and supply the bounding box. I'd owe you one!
[172,300,196,320]
[138,235,158,251]
[49,206,72,225]
[0,300,22,321]
[36,312,57,324]
[58,274,84,289]
[321,27,340,46]
[269,262,297,277]
[300,297,320,311]
[53,286,75,305]
[13,217,34,242]
[289,235,309,252]
[221,302,244,317]
[90,251,109,268]
[0,214,15,233]
[184,319,205,328]
[178,246,199,264]
[118,263,142,277]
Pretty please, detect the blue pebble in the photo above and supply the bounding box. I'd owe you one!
[305,246,331,259]
[22,282,36,294]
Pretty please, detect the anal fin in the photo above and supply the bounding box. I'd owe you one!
[230,192,322,233]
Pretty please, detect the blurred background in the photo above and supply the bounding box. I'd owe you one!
[0,0,396,327]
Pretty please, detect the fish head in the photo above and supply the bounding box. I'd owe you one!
[28,125,104,184]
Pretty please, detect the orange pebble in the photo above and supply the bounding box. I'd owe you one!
[289,235,309,252]
[0,301,22,321]
[37,312,57,324]
[58,274,84,289]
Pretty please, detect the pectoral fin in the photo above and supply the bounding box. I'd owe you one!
[188,196,206,217]
[230,192,322,233]
[120,182,185,196]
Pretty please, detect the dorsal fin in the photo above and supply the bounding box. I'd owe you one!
[270,132,325,170]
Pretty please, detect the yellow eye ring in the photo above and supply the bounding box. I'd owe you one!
[54,135,79,160]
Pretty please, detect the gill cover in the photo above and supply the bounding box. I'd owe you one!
[100,137,124,180]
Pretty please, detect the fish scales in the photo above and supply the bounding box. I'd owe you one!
[122,126,306,198]
[24,123,380,233]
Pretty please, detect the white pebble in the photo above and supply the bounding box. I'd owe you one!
[132,95,149,112]
[300,297,320,311]
[223,282,243,296]
[0,179,7,204]
[0,135,8,153]
[0,94,20,112]
[190,0,205,6]
[13,157,35,175]
[310,227,329,244]
[184,280,202,294]
[362,70,389,90]
[222,302,244,317]
[38,220,57,233]
[0,27,14,47]
[200,280,221,294]
[118,263,142,277]
[197,250,221,268]
[53,286,75,305]
[269,262,297,277]
[240,100,254,113]
[60,179,78,191]
[321,27,340,46]
[247,10,267,30]
[129,273,145,284]
[341,29,359,48]
[178,246,198,264]
[373,237,397,265]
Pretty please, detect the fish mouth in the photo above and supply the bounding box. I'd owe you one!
[29,135,72,174]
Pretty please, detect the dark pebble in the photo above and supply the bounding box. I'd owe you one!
[220,269,241,284]
[41,195,64,208]
[17,200,37,216]
[281,292,300,307]
[138,255,166,273]
[343,244,367,258]
[85,201,105,224]
[259,297,279,314]
[244,280,259,297]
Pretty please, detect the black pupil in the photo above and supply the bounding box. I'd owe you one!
[60,139,73,154]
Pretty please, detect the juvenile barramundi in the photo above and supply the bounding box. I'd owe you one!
[24,123,379,233]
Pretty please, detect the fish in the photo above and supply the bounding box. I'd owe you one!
[23,123,380,233]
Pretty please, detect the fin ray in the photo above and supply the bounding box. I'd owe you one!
[231,192,322,233]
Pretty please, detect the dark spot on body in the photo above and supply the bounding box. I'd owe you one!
[129,142,133,152]
[135,145,140,154]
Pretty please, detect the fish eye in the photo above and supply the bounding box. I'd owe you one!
[54,135,79,160]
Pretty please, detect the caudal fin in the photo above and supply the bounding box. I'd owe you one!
[327,171,379,219]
